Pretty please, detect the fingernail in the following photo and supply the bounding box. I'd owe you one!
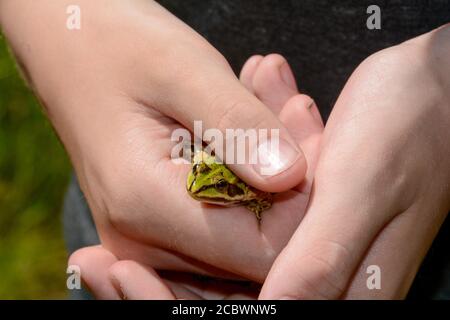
[253,138,300,177]
[110,275,128,300]
[306,98,315,109]
[279,62,298,91]
[305,98,324,125]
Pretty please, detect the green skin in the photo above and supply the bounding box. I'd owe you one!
[186,151,272,220]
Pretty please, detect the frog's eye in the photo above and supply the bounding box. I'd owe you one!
[215,180,228,191]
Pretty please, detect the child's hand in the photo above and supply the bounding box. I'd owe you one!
[0,1,321,285]
[260,27,450,299]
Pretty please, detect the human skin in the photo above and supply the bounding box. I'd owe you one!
[68,54,324,299]
[260,25,450,299]
[72,27,450,299]
[2,0,449,299]
[0,0,320,284]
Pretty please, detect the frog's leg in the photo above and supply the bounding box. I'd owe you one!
[246,201,272,221]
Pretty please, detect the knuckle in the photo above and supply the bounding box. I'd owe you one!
[212,97,249,131]
[209,94,267,132]
[358,45,423,86]
[360,47,402,72]
[105,186,137,228]
[108,260,133,279]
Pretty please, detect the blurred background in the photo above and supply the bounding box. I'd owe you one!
[0,34,71,299]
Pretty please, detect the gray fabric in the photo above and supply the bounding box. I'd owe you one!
[62,0,450,299]
[63,175,99,300]
[63,175,100,253]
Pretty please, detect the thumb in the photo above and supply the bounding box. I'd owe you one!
[163,63,307,192]
[259,143,396,299]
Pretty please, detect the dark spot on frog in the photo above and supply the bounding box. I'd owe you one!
[228,184,244,197]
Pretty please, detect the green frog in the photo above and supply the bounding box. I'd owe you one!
[186,150,272,220]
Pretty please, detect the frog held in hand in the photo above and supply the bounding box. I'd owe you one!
[186,150,272,220]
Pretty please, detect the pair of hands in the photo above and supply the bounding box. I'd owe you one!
[70,52,324,300]
[1,0,449,299]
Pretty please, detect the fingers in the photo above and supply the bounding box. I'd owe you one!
[68,246,121,299]
[251,54,299,114]
[240,54,324,126]
[69,246,175,300]
[240,54,324,191]
[162,272,259,300]
[279,95,323,142]
[240,53,324,141]
[240,54,298,114]
[109,265,259,300]
[157,54,307,193]
[278,95,323,191]
[69,246,259,300]
[109,261,175,300]
[240,55,264,94]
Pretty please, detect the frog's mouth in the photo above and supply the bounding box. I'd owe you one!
[190,196,243,207]
[188,187,246,206]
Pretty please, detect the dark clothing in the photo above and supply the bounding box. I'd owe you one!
[157,0,450,119]
[63,0,450,299]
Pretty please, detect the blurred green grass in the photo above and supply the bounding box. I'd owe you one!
[0,34,71,299]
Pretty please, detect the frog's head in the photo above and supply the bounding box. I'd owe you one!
[186,151,249,205]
